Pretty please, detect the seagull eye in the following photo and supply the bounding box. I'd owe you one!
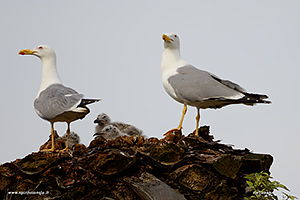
[38,46,43,49]
[174,35,177,38]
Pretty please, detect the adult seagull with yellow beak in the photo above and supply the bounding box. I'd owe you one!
[19,45,100,152]
[161,33,271,136]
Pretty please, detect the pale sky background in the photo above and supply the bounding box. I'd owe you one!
[1,1,299,197]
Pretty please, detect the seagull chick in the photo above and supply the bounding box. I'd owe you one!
[61,131,80,148]
[161,33,271,136]
[19,45,100,152]
[94,113,143,136]
[94,125,128,140]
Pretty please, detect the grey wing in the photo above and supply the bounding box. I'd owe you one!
[208,73,246,93]
[169,65,244,103]
[34,83,84,120]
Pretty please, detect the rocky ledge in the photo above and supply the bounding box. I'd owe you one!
[0,126,273,200]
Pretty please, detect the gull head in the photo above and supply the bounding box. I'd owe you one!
[162,33,180,49]
[94,113,111,125]
[99,125,121,140]
[19,45,56,60]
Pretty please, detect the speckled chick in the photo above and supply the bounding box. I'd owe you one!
[94,125,129,140]
[94,113,143,136]
[61,131,80,148]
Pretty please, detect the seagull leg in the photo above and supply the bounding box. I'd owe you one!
[40,123,56,152]
[177,104,187,129]
[164,104,187,135]
[51,124,56,151]
[195,108,200,136]
[60,123,71,152]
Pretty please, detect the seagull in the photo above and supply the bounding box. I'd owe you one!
[94,113,143,136]
[19,45,100,152]
[161,33,271,136]
[94,124,128,140]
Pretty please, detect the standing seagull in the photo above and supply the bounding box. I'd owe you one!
[161,33,271,136]
[19,45,100,152]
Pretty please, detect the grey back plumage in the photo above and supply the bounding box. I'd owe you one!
[34,83,84,120]
[168,65,270,109]
[168,65,243,102]
[209,73,246,93]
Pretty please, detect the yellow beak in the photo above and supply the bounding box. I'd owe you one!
[19,49,35,55]
[162,34,173,42]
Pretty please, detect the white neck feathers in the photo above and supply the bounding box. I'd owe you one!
[37,56,62,98]
[161,48,188,74]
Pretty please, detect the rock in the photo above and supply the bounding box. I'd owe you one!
[149,142,186,165]
[213,154,242,179]
[171,164,215,191]
[84,149,136,175]
[0,126,273,199]
[125,172,186,200]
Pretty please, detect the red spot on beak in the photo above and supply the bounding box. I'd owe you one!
[19,51,25,55]
[162,34,173,42]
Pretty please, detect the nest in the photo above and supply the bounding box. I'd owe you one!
[0,126,272,200]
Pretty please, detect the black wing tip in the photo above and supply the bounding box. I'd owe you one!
[80,98,101,106]
[244,98,272,105]
[259,95,269,100]
[84,98,101,101]
[244,93,272,103]
[262,100,271,104]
